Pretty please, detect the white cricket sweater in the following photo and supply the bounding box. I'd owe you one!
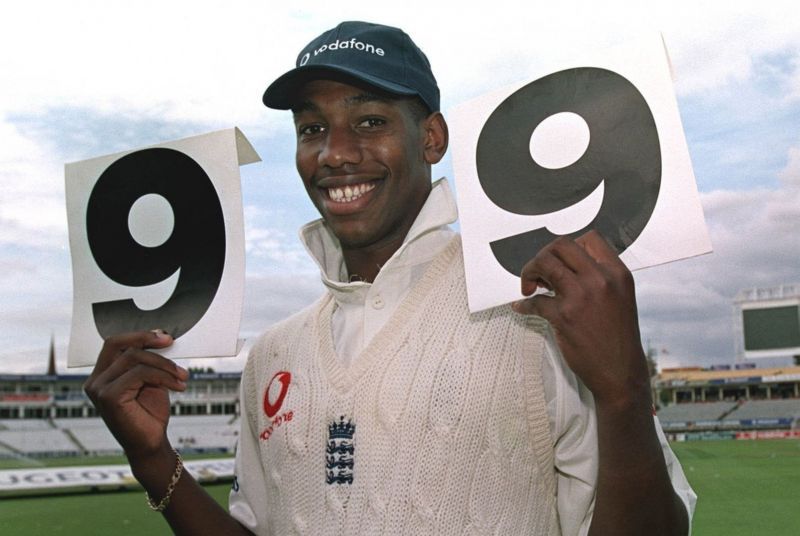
[230,236,559,535]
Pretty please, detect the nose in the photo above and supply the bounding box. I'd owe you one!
[318,126,362,168]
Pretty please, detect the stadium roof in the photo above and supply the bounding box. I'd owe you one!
[656,365,800,385]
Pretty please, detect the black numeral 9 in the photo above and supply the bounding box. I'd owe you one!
[475,67,661,276]
[86,148,226,339]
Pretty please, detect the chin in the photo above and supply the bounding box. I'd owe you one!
[335,231,376,250]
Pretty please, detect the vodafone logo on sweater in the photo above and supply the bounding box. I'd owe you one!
[260,371,294,442]
[263,371,291,418]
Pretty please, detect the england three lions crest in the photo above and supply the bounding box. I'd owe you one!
[326,416,355,485]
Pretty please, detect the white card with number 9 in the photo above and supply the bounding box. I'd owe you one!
[450,34,712,312]
[65,128,259,367]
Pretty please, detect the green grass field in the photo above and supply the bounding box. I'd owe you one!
[0,482,231,535]
[0,453,232,536]
[1,440,798,535]
[671,439,800,535]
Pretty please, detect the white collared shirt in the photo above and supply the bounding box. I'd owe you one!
[300,178,696,536]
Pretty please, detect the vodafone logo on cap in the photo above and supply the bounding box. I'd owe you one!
[263,371,291,418]
[298,38,386,67]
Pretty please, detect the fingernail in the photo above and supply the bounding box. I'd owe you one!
[150,329,170,339]
[511,300,522,312]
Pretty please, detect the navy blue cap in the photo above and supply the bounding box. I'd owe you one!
[262,21,440,112]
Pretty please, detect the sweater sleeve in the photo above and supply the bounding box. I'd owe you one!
[229,349,269,533]
[541,329,697,536]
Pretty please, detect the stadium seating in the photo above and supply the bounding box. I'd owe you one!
[722,399,800,422]
[657,398,800,434]
[167,415,239,453]
[0,429,80,456]
[68,427,122,455]
[52,417,105,429]
[657,401,738,423]
[0,415,241,457]
[0,418,55,431]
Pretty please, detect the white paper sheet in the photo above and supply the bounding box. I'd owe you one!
[450,34,712,312]
[65,127,259,367]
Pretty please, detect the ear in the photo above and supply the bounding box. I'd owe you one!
[422,112,449,165]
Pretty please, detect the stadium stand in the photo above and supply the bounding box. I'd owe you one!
[167,415,240,453]
[655,365,800,404]
[0,418,55,431]
[0,429,80,457]
[656,401,738,423]
[53,418,122,455]
[654,365,800,438]
[0,370,242,458]
[2,351,798,456]
[722,399,800,422]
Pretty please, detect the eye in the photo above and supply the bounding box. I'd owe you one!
[298,123,325,137]
[357,117,386,129]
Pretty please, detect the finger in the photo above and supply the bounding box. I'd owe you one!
[512,293,558,320]
[575,230,622,266]
[95,330,174,371]
[96,363,188,407]
[575,230,635,291]
[520,244,577,296]
[546,235,605,278]
[86,333,182,402]
[92,347,188,392]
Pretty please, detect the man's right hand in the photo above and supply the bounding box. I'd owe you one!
[83,331,253,534]
[83,329,188,461]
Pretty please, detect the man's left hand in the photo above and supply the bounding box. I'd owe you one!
[512,230,650,408]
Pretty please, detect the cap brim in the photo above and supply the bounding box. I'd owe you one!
[262,65,419,110]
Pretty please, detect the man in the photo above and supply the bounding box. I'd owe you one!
[84,21,695,535]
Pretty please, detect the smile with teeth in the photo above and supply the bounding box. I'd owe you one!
[327,182,377,203]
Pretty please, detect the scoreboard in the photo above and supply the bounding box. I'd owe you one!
[735,285,800,360]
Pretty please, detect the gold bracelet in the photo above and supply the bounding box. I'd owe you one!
[145,448,184,512]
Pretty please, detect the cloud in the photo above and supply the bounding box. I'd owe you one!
[788,55,800,102]
[5,2,799,127]
[243,206,314,274]
[0,2,325,141]
[239,273,324,337]
[10,108,211,163]
[0,120,67,247]
[778,145,800,188]
[0,106,219,252]
[636,144,800,367]
[0,266,73,375]
[646,2,800,97]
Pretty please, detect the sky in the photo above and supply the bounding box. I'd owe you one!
[1,0,799,374]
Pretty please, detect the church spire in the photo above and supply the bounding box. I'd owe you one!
[47,333,56,376]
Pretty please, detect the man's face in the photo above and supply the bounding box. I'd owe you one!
[292,79,433,252]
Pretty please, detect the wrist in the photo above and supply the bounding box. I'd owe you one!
[128,441,177,490]
[593,381,652,417]
[145,448,184,511]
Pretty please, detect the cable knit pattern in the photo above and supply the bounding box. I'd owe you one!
[235,237,559,535]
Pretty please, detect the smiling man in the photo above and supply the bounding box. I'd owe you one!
[84,21,695,535]
[289,79,445,282]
